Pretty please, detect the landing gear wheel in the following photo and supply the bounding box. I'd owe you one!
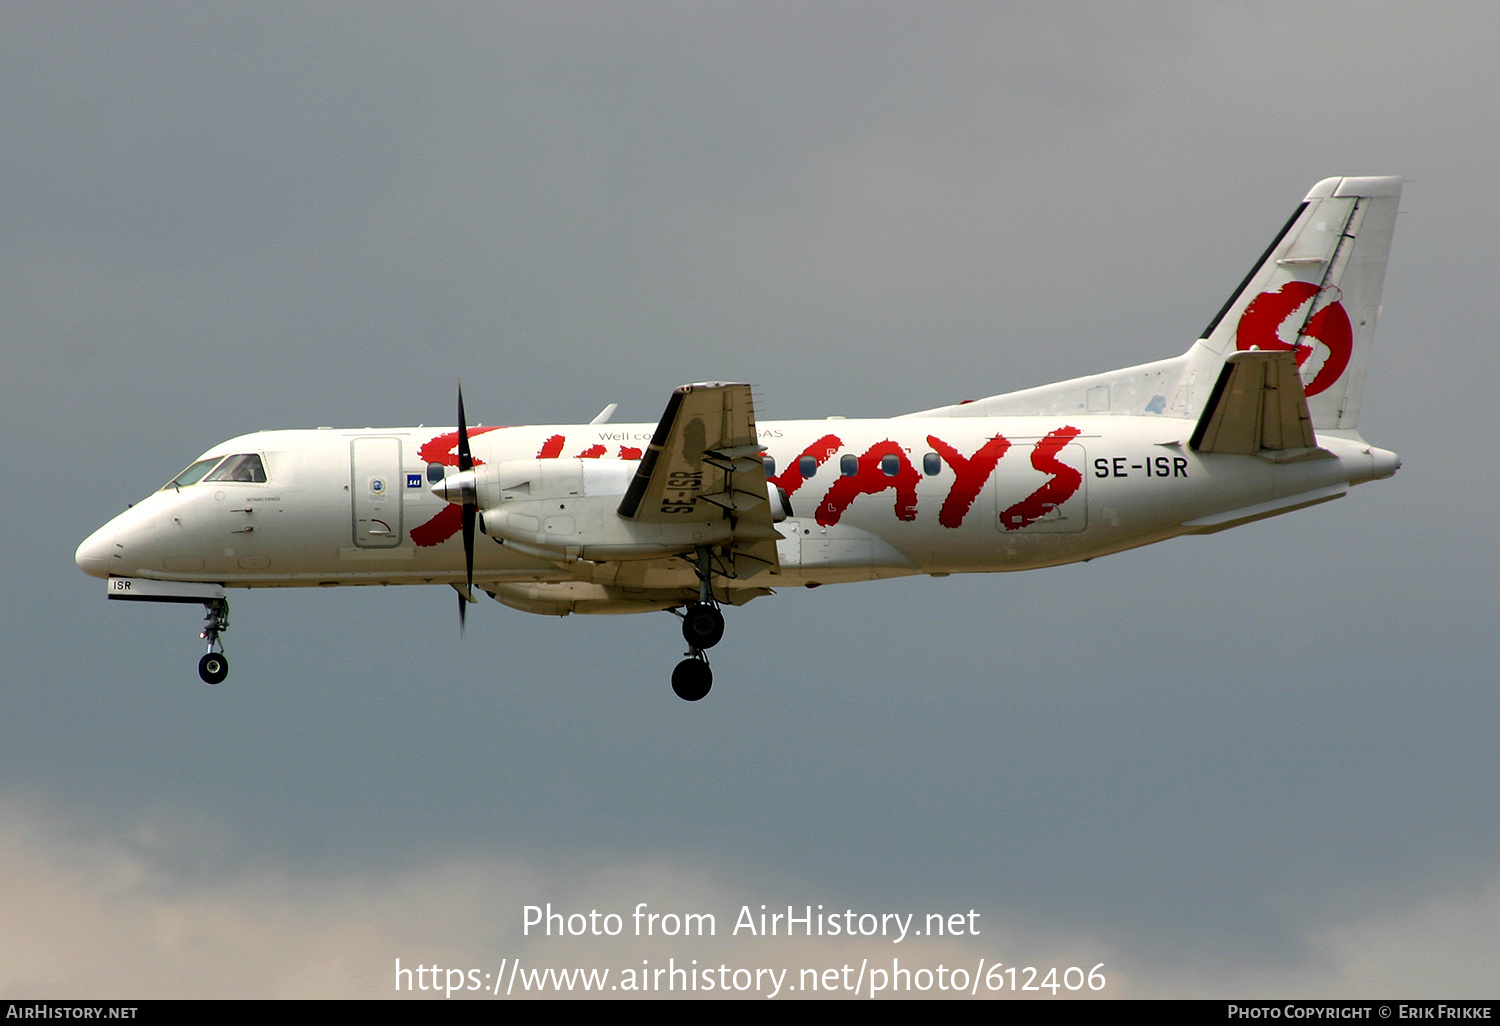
[198,652,229,685]
[681,602,725,649]
[671,658,713,702]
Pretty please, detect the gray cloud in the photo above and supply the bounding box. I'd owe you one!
[5,798,1494,998]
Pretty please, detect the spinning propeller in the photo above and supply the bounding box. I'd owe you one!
[430,383,480,632]
[458,385,476,631]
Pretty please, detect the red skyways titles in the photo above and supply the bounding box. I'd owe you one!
[411,426,505,548]
[815,441,920,527]
[537,435,643,460]
[417,426,506,467]
[998,426,1083,531]
[804,430,1085,530]
[928,434,1011,529]
[767,433,843,499]
[411,423,1088,546]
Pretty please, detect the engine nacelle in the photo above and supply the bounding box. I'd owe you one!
[461,458,775,562]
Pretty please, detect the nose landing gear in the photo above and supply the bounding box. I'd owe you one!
[197,598,229,685]
[102,579,234,687]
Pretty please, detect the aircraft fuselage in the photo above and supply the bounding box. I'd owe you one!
[76,416,1398,598]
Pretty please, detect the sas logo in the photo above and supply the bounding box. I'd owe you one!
[407,473,423,489]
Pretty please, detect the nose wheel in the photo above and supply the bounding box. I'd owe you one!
[198,598,230,685]
[198,651,228,685]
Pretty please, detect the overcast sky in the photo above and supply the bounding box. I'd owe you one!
[5,1,1499,999]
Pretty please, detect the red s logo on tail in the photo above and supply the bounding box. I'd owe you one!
[1235,282,1353,397]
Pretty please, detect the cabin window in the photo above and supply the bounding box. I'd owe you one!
[840,454,858,477]
[762,456,776,477]
[204,453,268,483]
[162,457,225,490]
[923,452,941,476]
[880,454,900,477]
[798,454,817,478]
[427,462,446,484]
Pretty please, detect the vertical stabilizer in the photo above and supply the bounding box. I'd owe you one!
[903,176,1402,428]
[1197,176,1401,431]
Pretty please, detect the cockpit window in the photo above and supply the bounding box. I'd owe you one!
[204,453,268,483]
[162,457,225,490]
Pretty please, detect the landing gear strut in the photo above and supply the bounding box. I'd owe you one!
[671,546,724,701]
[198,598,229,685]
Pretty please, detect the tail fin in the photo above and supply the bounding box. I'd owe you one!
[904,176,1401,430]
[1196,175,1401,431]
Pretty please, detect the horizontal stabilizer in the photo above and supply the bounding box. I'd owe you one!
[1189,350,1317,455]
[1181,483,1347,534]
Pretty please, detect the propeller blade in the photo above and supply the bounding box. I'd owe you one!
[457,382,473,473]
[462,503,476,605]
[457,381,476,635]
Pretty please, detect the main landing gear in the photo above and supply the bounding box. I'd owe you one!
[671,547,727,702]
[681,601,725,649]
[197,598,230,685]
[671,655,713,702]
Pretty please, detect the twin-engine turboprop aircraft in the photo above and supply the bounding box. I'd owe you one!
[77,176,1404,700]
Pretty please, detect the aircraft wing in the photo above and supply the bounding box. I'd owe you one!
[618,382,781,576]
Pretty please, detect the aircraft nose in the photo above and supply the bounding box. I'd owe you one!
[75,523,115,578]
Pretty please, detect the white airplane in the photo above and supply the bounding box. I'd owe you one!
[77,175,1403,701]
